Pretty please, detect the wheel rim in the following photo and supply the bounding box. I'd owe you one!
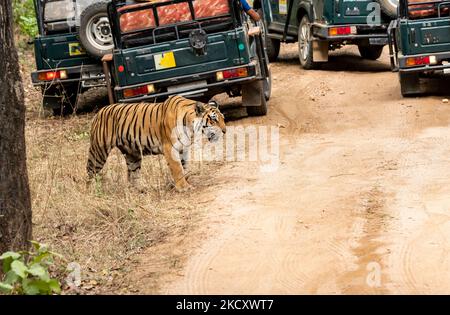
[86,13,113,51]
[299,19,310,61]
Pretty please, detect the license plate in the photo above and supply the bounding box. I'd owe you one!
[69,43,86,56]
[369,38,388,45]
[167,80,207,93]
[154,51,176,70]
[444,68,450,75]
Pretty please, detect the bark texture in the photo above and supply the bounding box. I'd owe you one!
[0,0,32,254]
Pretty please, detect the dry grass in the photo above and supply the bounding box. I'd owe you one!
[20,50,224,294]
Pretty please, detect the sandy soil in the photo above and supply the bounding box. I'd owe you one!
[130,44,450,294]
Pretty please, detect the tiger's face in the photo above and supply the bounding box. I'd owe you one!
[196,101,226,142]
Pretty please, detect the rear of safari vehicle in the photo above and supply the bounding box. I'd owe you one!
[261,0,395,68]
[31,0,105,115]
[107,0,257,102]
[389,0,450,96]
[313,0,393,61]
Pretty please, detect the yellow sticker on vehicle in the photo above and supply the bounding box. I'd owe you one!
[69,43,86,56]
[279,0,287,14]
[154,51,176,70]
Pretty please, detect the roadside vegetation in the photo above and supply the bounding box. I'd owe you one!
[13,0,38,39]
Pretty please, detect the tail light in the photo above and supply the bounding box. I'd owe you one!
[123,84,155,98]
[38,70,68,81]
[216,67,248,81]
[328,26,357,36]
[405,55,437,67]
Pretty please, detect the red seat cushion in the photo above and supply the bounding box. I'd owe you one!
[119,0,231,33]
[409,0,449,19]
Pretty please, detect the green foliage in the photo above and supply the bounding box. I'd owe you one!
[0,241,63,295]
[13,0,38,38]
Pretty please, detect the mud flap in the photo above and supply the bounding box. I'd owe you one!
[313,40,328,62]
[42,85,78,115]
[242,80,264,107]
[42,94,65,109]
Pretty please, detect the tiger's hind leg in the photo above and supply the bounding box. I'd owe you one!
[86,145,110,180]
[86,145,110,191]
[124,153,143,189]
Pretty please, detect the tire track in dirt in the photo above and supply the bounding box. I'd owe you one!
[383,127,450,294]
[336,186,390,294]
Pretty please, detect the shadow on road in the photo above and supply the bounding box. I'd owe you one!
[276,49,391,73]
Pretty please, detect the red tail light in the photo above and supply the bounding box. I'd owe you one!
[405,56,430,67]
[38,70,68,81]
[123,84,155,98]
[329,26,356,36]
[216,67,248,81]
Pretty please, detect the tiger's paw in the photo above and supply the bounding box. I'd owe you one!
[175,183,194,192]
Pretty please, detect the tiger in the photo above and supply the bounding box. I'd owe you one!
[86,95,226,191]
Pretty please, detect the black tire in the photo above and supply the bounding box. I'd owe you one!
[399,72,421,97]
[78,2,114,59]
[258,28,272,101]
[377,0,398,18]
[266,37,280,62]
[298,15,317,70]
[263,66,272,101]
[257,9,280,62]
[358,45,384,60]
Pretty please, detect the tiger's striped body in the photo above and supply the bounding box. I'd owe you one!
[87,95,226,191]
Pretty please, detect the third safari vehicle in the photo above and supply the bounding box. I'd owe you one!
[256,0,397,68]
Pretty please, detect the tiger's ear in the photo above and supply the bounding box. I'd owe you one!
[208,101,219,109]
[195,102,205,115]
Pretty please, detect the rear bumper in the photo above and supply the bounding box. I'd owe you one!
[115,63,259,103]
[31,64,105,88]
[313,23,389,44]
[399,51,450,73]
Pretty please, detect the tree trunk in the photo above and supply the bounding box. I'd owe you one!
[0,0,32,254]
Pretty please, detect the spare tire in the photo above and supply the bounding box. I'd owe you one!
[377,0,398,18]
[78,2,114,59]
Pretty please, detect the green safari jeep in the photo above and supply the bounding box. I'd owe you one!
[388,0,450,96]
[256,0,396,69]
[31,0,113,115]
[102,0,271,116]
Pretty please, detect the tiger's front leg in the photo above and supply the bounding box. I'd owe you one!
[180,148,192,181]
[163,144,192,192]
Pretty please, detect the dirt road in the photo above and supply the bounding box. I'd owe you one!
[137,44,450,294]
